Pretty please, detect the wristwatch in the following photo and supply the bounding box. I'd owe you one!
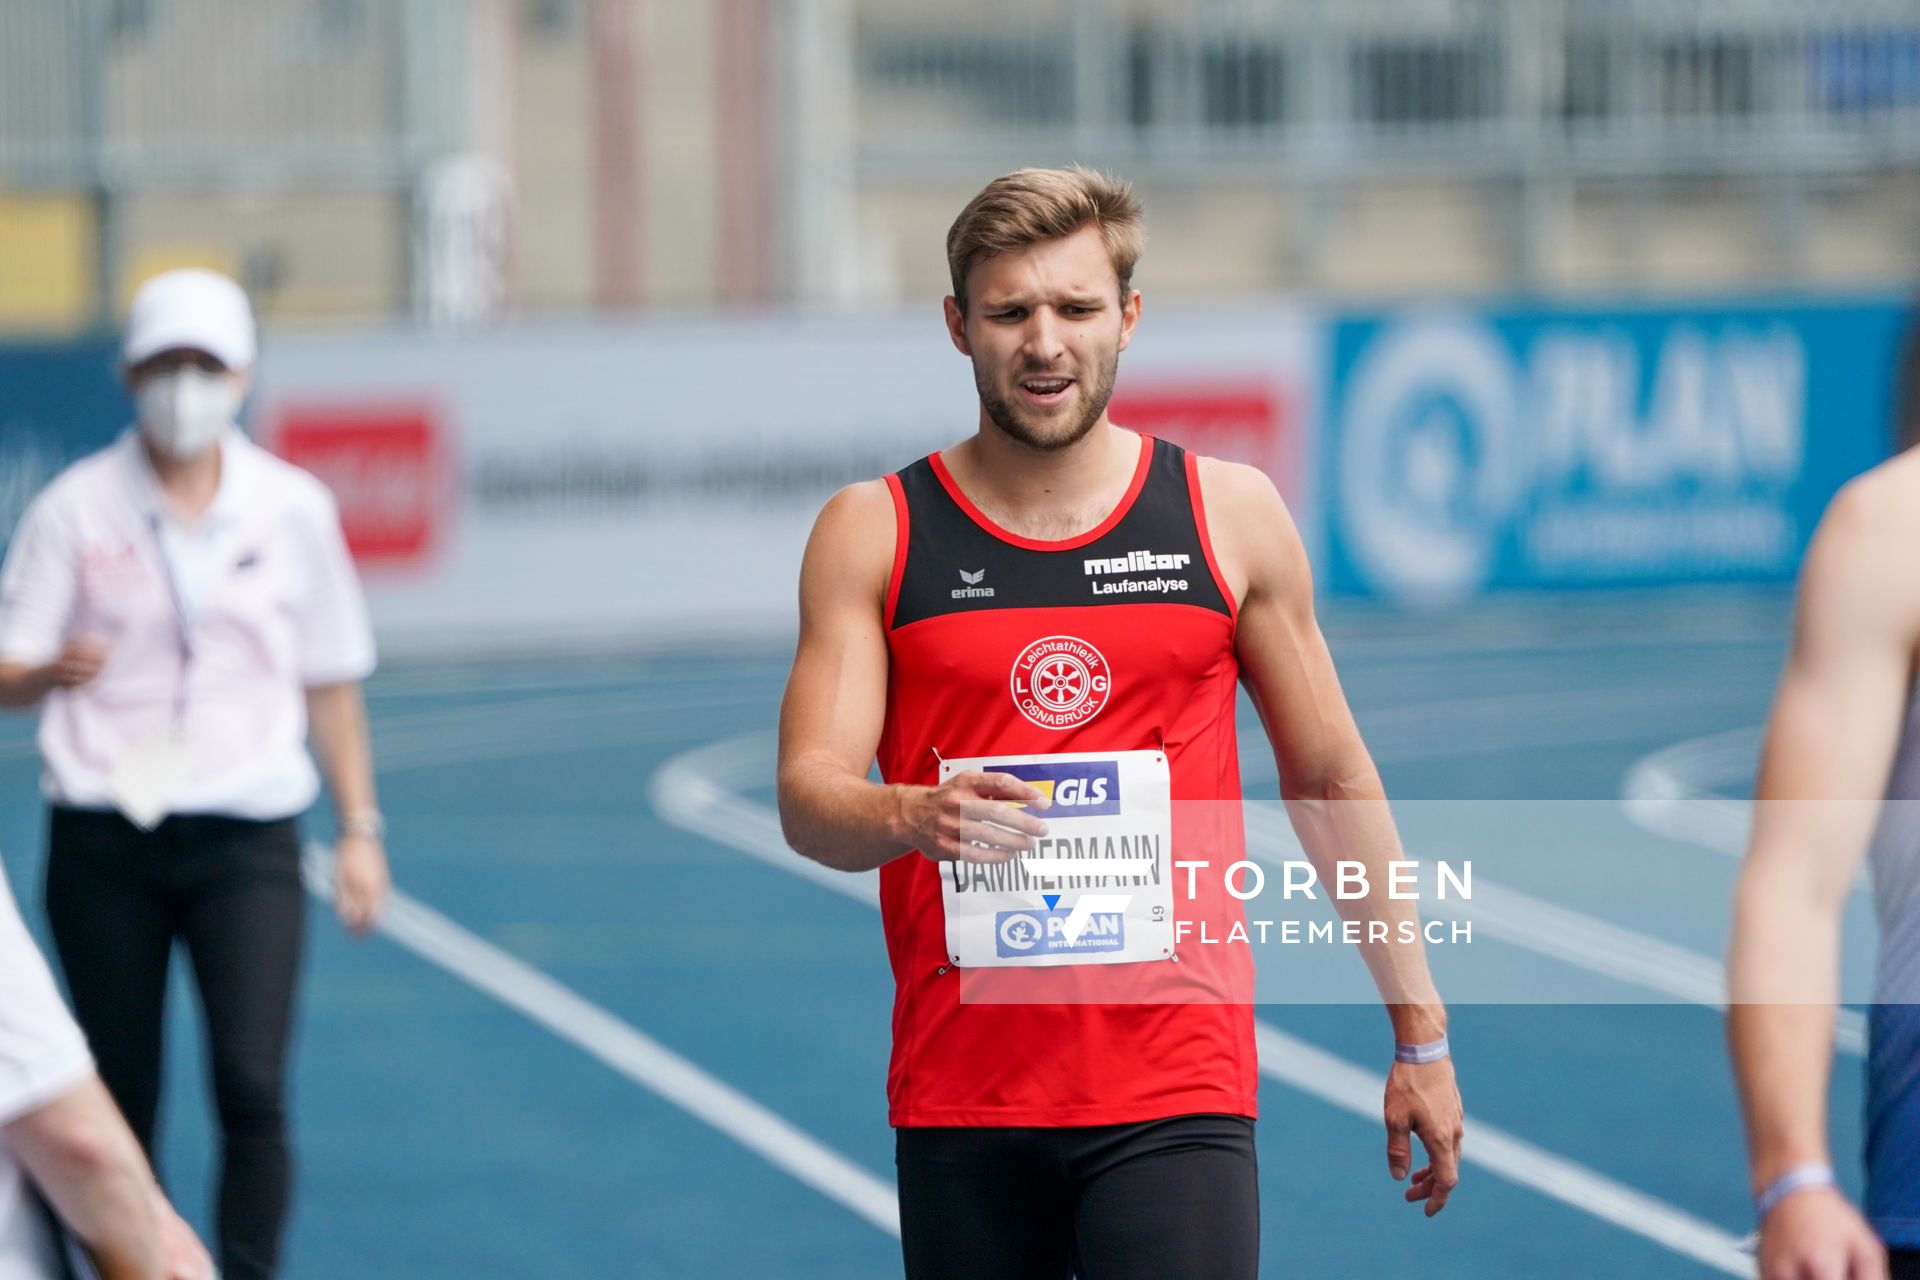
[339,810,386,841]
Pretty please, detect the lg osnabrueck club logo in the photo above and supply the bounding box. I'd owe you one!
[1010,635,1111,730]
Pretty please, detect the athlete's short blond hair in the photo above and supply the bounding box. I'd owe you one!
[945,166,1144,312]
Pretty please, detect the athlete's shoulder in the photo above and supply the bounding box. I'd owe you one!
[20,438,136,531]
[1191,454,1281,503]
[1187,455,1306,608]
[1824,449,1920,538]
[1800,451,1920,632]
[802,479,896,599]
[230,431,333,507]
[37,441,123,501]
[814,477,896,534]
[1190,455,1295,545]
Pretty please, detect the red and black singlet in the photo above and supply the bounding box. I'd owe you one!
[876,433,1257,1127]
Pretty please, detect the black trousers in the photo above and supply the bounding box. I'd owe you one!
[896,1113,1260,1280]
[44,805,306,1280]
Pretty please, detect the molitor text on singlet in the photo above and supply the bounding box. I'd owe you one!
[1083,548,1191,597]
[1009,635,1113,729]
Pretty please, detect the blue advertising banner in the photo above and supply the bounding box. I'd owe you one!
[0,338,130,552]
[1321,299,1911,600]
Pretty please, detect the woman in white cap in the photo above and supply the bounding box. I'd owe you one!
[0,268,389,1280]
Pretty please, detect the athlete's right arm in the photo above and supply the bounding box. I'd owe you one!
[1730,475,1916,1280]
[0,493,103,708]
[7,1077,177,1280]
[776,481,1049,873]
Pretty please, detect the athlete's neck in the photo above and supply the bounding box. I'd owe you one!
[943,419,1141,542]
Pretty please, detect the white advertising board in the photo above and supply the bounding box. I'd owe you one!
[256,306,1315,654]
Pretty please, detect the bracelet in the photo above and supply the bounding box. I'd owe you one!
[339,811,386,840]
[1755,1163,1836,1221]
[1394,1035,1450,1064]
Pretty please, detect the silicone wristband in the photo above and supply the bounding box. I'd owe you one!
[1394,1035,1450,1064]
[1755,1163,1836,1221]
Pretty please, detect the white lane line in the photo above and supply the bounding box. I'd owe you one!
[1253,1026,1751,1277]
[652,731,1754,1275]
[299,843,900,1238]
[1241,806,1867,1058]
[651,734,876,908]
[1621,728,1762,859]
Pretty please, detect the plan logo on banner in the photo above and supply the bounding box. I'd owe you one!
[270,403,452,570]
[1329,309,1817,601]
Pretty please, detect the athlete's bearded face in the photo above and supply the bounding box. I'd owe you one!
[945,225,1141,452]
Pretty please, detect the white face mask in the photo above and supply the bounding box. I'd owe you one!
[136,368,241,460]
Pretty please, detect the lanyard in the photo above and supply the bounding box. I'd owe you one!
[146,513,196,725]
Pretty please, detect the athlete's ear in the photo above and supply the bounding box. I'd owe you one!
[943,295,972,357]
[1116,289,1142,354]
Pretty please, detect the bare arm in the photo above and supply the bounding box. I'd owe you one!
[307,681,388,933]
[1729,477,1915,1278]
[1203,458,1461,1213]
[0,661,58,708]
[0,496,98,708]
[307,681,377,819]
[7,1078,164,1280]
[1204,459,1444,1027]
[0,640,111,708]
[775,482,1047,873]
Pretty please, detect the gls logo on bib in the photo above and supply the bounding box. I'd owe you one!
[980,759,1121,817]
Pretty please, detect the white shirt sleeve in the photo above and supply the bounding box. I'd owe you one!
[0,865,92,1128]
[292,486,376,685]
[0,494,76,669]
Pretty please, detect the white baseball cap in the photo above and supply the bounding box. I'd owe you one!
[122,268,257,371]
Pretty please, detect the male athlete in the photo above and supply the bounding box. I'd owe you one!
[777,167,1463,1278]
[1728,429,1920,1277]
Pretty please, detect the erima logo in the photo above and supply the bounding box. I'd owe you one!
[1083,549,1191,576]
[952,568,996,600]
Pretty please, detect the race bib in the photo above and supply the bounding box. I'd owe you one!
[938,749,1174,968]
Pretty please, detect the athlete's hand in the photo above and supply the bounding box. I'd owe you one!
[46,638,108,689]
[1385,1057,1463,1216]
[153,1184,215,1280]
[1756,1187,1887,1280]
[335,833,390,936]
[905,771,1051,864]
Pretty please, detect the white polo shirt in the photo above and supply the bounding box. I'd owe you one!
[0,863,94,1280]
[0,428,376,820]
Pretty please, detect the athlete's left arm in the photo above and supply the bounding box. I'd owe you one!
[1730,476,1916,1279]
[308,681,389,937]
[1201,456,1463,1215]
